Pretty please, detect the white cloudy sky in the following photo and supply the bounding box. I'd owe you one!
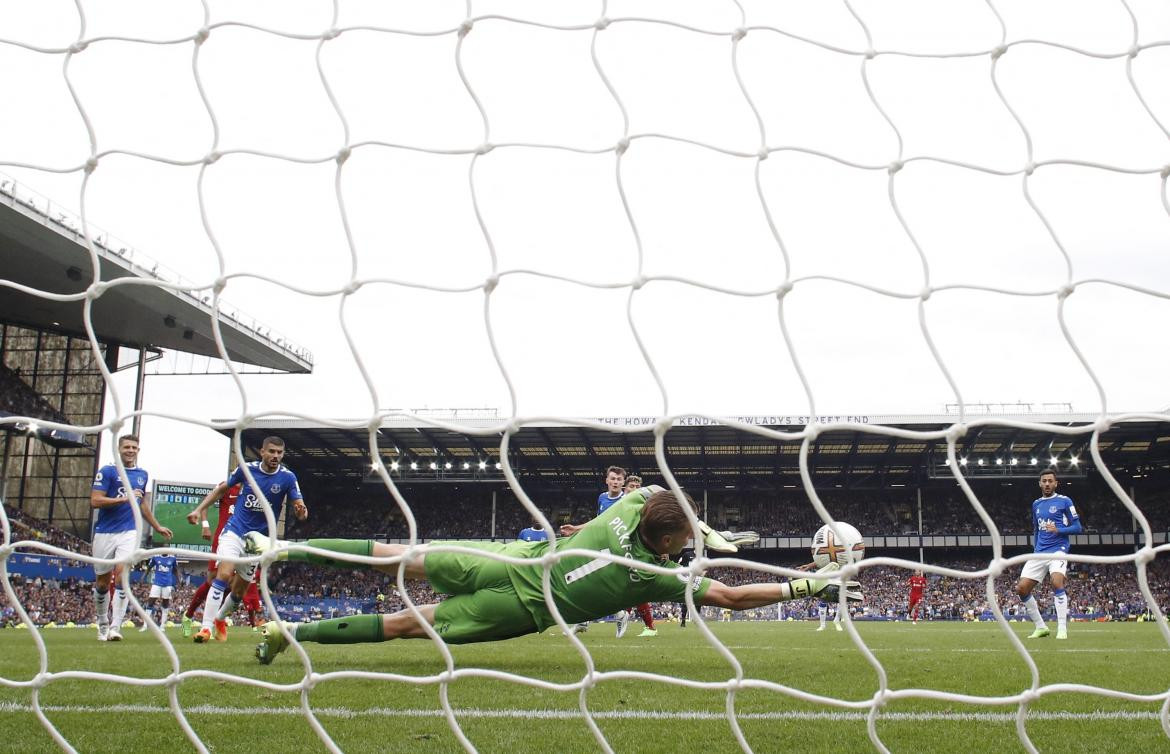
[2,0,1169,482]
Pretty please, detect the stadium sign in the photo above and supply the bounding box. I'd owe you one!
[593,415,873,428]
[152,479,216,552]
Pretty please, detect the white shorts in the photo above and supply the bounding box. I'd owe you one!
[1021,555,1068,583]
[148,584,174,600]
[91,530,137,575]
[215,530,257,582]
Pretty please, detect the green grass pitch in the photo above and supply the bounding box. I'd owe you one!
[1,620,1167,753]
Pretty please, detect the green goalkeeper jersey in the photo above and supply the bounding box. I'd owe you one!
[506,489,712,631]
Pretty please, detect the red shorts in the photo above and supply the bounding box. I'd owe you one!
[909,592,923,605]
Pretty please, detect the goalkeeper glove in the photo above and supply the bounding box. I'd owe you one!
[786,563,863,602]
[698,523,759,553]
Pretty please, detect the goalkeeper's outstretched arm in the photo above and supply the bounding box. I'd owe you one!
[700,567,862,611]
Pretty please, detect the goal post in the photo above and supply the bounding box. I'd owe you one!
[1,3,1169,752]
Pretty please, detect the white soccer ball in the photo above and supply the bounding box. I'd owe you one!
[811,522,865,568]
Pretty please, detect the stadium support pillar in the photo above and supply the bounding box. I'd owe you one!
[703,489,708,521]
[132,347,147,437]
[490,490,496,540]
[917,487,924,563]
[1131,486,1138,550]
[0,431,11,503]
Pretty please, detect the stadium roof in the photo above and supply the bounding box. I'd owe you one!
[0,184,312,373]
[219,413,1170,488]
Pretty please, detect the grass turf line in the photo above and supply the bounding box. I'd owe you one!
[0,621,1167,753]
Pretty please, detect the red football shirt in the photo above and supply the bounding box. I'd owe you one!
[908,575,927,595]
[208,485,241,572]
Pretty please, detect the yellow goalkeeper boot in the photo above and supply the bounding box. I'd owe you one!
[1026,627,1051,639]
[256,621,291,665]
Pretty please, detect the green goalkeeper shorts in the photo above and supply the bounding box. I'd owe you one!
[427,540,540,644]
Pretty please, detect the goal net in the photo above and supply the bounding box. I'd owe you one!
[2,2,1169,752]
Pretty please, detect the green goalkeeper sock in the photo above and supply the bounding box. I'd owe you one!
[296,614,385,644]
[286,539,374,568]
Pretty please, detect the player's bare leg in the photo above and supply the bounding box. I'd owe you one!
[1017,577,1049,638]
[257,605,437,664]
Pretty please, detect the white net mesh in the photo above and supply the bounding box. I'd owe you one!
[2,1,1170,752]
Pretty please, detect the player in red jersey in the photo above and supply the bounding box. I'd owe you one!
[907,569,927,624]
[242,567,264,629]
[182,484,240,636]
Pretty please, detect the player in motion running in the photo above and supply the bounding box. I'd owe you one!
[182,483,240,636]
[186,436,307,643]
[907,569,927,624]
[140,552,179,631]
[90,434,173,641]
[1017,469,1081,640]
[250,486,860,664]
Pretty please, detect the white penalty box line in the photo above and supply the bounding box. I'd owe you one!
[0,702,1162,724]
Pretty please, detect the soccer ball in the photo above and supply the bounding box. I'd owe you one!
[811,522,865,568]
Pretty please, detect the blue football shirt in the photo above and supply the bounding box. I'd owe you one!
[92,464,149,534]
[1032,494,1080,554]
[222,462,303,538]
[597,490,624,515]
[150,554,177,587]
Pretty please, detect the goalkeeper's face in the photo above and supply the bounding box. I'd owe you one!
[658,525,693,557]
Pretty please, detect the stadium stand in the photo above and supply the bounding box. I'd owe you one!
[0,364,70,426]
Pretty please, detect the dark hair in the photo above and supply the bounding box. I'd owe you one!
[261,436,286,449]
[117,434,139,446]
[1040,468,1058,480]
[605,465,626,479]
[640,490,698,544]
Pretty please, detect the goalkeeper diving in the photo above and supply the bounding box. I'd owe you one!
[248,486,862,663]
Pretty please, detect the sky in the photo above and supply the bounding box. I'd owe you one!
[1,0,1169,483]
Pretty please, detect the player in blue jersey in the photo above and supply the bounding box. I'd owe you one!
[186,436,308,643]
[140,553,179,631]
[597,465,626,515]
[815,599,843,632]
[518,524,548,542]
[1016,469,1082,640]
[89,434,173,641]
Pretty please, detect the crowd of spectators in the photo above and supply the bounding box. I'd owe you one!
[5,548,1169,627]
[281,483,1168,542]
[678,556,1170,623]
[4,507,91,557]
[4,486,1170,627]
